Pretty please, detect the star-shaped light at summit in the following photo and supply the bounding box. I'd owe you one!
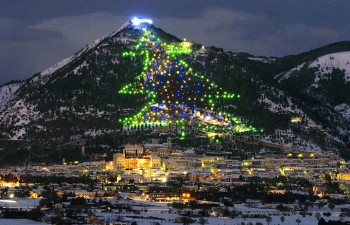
[119,21,256,134]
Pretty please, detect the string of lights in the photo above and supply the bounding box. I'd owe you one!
[118,27,257,135]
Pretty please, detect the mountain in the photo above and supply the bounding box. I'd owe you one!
[0,80,23,113]
[272,50,350,157]
[0,19,349,162]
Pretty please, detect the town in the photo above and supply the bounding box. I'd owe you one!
[1,137,350,225]
[1,3,350,225]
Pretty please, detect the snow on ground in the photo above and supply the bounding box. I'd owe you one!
[116,35,137,44]
[0,198,40,208]
[0,219,43,225]
[109,215,341,225]
[257,88,319,129]
[12,127,26,140]
[95,199,350,225]
[73,61,89,75]
[0,82,22,112]
[0,99,41,140]
[274,62,305,82]
[309,51,350,86]
[1,198,348,225]
[0,100,29,126]
[12,100,31,126]
[84,129,110,137]
[247,56,276,63]
[30,20,132,86]
[275,51,350,87]
[0,213,344,225]
[259,129,323,152]
[335,103,350,121]
[258,95,296,114]
[257,89,328,152]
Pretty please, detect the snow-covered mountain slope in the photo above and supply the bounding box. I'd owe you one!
[274,63,306,82]
[0,20,180,142]
[257,85,319,129]
[309,51,350,84]
[247,56,276,64]
[275,51,350,85]
[270,48,350,156]
[0,21,134,140]
[335,103,350,121]
[0,81,23,112]
[0,19,349,158]
[29,21,132,86]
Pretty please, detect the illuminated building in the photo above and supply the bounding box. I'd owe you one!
[113,145,161,170]
[162,157,201,170]
[123,144,145,157]
[199,156,224,167]
[291,117,302,123]
[337,173,350,181]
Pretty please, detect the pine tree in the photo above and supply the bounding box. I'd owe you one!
[119,27,256,134]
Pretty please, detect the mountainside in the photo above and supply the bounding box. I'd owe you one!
[0,81,23,113]
[272,50,350,157]
[0,19,349,160]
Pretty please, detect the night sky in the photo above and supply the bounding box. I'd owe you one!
[1,0,350,85]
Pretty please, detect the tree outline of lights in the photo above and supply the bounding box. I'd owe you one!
[118,28,257,135]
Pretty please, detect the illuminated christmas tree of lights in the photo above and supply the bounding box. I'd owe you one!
[119,27,257,135]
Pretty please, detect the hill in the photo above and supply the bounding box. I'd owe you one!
[0,18,349,164]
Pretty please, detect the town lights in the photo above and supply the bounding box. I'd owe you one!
[182,193,190,198]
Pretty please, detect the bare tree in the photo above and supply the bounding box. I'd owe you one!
[296,218,301,225]
[266,217,272,225]
[315,212,321,221]
[280,216,285,223]
[198,217,207,225]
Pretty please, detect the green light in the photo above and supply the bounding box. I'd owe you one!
[117,27,258,137]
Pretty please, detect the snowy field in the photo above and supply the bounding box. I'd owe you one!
[0,219,43,224]
[95,199,350,225]
[0,198,349,225]
[0,198,40,209]
[0,215,344,225]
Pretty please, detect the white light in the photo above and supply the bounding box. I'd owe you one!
[131,17,153,26]
[205,115,211,120]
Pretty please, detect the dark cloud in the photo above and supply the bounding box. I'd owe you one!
[0,13,125,85]
[0,18,62,42]
[156,8,345,57]
[1,0,350,85]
